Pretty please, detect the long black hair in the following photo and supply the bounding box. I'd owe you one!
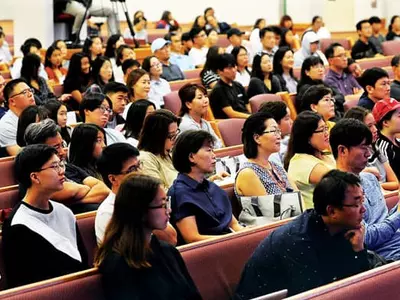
[123,99,156,140]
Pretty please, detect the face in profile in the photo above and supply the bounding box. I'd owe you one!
[145,186,171,230]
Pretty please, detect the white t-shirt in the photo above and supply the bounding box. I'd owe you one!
[188,47,208,67]
[0,110,18,147]
[95,192,115,245]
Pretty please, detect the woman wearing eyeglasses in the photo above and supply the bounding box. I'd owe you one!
[95,173,201,300]
[235,112,296,198]
[284,111,335,209]
[138,110,180,189]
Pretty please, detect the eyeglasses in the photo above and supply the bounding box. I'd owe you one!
[320,97,336,104]
[118,161,143,175]
[37,161,66,174]
[148,196,171,210]
[261,128,282,137]
[342,198,364,209]
[357,144,373,153]
[150,62,162,68]
[9,88,34,99]
[314,126,329,134]
[167,129,180,141]
[98,105,113,114]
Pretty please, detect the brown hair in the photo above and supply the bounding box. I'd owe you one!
[178,83,208,116]
[126,69,149,101]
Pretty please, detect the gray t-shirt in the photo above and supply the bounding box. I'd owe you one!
[0,110,18,147]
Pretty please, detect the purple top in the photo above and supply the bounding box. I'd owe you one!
[324,69,362,96]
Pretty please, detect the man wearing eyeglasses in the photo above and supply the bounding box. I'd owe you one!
[96,143,177,246]
[331,118,400,261]
[0,79,36,156]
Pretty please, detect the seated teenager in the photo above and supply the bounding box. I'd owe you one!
[88,56,115,92]
[273,46,298,93]
[178,83,223,148]
[44,45,68,85]
[369,16,385,54]
[96,143,177,246]
[358,67,390,110]
[232,46,251,87]
[200,46,224,89]
[104,82,128,129]
[3,144,88,288]
[95,173,201,300]
[285,111,335,209]
[235,112,295,198]
[104,34,125,70]
[44,100,72,146]
[351,19,380,59]
[344,106,399,190]
[82,36,103,63]
[122,58,141,84]
[235,170,370,298]
[16,105,48,147]
[168,130,242,244]
[209,53,250,119]
[188,26,209,68]
[124,69,151,119]
[138,110,180,189]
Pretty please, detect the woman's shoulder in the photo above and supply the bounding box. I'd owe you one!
[99,251,131,274]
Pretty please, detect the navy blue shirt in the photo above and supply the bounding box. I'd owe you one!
[168,173,233,242]
[235,210,370,298]
[358,92,376,110]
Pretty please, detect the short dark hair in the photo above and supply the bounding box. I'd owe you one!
[324,42,343,59]
[181,32,191,42]
[97,143,140,188]
[369,16,381,24]
[359,67,389,90]
[15,144,57,190]
[17,105,49,147]
[259,26,274,39]
[3,78,27,103]
[216,53,236,71]
[356,19,370,31]
[141,55,155,73]
[391,55,400,67]
[104,82,129,95]
[178,83,207,116]
[242,112,275,159]
[312,16,321,24]
[343,106,369,122]
[329,118,372,159]
[299,85,332,113]
[300,56,324,82]
[116,45,133,66]
[172,130,214,174]
[20,38,42,56]
[189,27,204,42]
[122,59,141,75]
[24,119,59,145]
[313,170,361,215]
[123,99,156,140]
[258,101,288,124]
[270,25,282,36]
[79,92,111,122]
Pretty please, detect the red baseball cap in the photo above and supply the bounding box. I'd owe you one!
[372,98,400,123]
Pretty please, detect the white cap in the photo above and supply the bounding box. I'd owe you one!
[151,38,171,53]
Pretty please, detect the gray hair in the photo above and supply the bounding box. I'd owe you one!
[24,119,60,145]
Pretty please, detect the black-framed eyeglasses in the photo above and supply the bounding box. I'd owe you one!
[37,161,66,174]
[9,88,34,99]
[118,161,143,175]
[342,201,364,209]
[261,128,281,137]
[148,196,171,210]
[314,126,329,134]
[167,129,180,141]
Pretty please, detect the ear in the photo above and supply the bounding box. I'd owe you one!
[188,152,196,164]
[337,145,347,156]
[30,172,40,185]
[310,103,318,113]
[108,174,117,186]
[365,85,374,94]
[325,205,337,218]
[253,133,262,145]
[185,101,192,111]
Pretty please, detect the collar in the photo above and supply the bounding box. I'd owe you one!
[177,173,209,190]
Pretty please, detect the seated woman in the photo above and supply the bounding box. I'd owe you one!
[178,83,223,148]
[273,46,298,93]
[138,109,180,189]
[123,99,156,147]
[344,106,399,190]
[88,56,114,92]
[82,36,103,63]
[16,105,48,147]
[69,123,106,180]
[235,112,295,197]
[247,53,282,100]
[156,11,179,29]
[232,46,251,87]
[115,45,137,83]
[284,111,335,209]
[44,45,67,85]
[124,16,148,44]
[3,144,88,288]
[200,46,224,89]
[299,84,336,131]
[142,56,171,108]
[44,100,72,146]
[123,69,151,119]
[279,28,299,51]
[51,40,69,69]
[168,130,242,244]
[95,173,200,300]
[249,18,266,54]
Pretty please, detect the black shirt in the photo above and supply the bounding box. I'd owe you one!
[351,39,378,59]
[386,31,400,41]
[209,79,249,119]
[357,92,376,110]
[376,132,400,180]
[390,80,400,101]
[247,76,282,100]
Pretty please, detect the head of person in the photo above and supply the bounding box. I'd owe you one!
[44,45,63,69]
[231,46,249,70]
[206,28,219,47]
[141,55,162,79]
[301,31,320,55]
[206,15,218,28]
[254,18,266,30]
[134,10,144,21]
[204,7,215,18]
[17,105,48,147]
[105,34,125,59]
[133,16,146,31]
[189,27,207,48]
[273,46,295,77]
[311,16,323,32]
[94,173,170,269]
[346,58,363,78]
[178,83,208,118]
[202,46,224,72]
[251,53,273,80]
[373,98,400,135]
[216,53,237,83]
[151,38,171,62]
[122,59,141,77]
[66,52,91,79]
[97,143,141,190]
[52,39,67,60]
[116,45,136,67]
[20,38,42,57]
[14,144,65,194]
[3,79,35,115]
[227,28,243,47]
[344,106,378,142]
[193,15,206,29]
[330,118,373,174]
[279,28,294,48]
[181,32,193,50]
[259,26,276,51]
[104,82,128,115]
[259,100,292,137]
[270,26,282,46]
[0,75,5,103]
[138,109,180,158]
[126,69,150,100]
[21,53,41,81]
[82,36,103,58]
[280,15,293,30]
[300,85,335,121]
[391,55,400,80]
[172,130,216,175]
[0,30,5,48]
[313,170,365,230]
[160,10,172,22]
[389,15,400,32]
[69,123,106,169]
[369,16,382,34]
[165,31,182,53]
[91,56,114,86]
[356,19,372,38]
[284,111,329,169]
[300,55,325,82]
[360,67,390,101]
[325,42,347,70]
[79,92,113,128]
[44,100,68,129]
[25,119,66,160]
[242,112,281,159]
[124,99,156,140]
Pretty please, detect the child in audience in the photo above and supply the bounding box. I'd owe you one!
[82,36,103,63]
[16,105,48,147]
[88,56,114,92]
[44,100,72,146]
[44,45,67,85]
[200,46,224,89]
[232,46,251,87]
[124,69,151,119]
[273,46,298,93]
[3,144,88,288]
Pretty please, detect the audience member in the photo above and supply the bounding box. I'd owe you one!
[123,16,148,43]
[16,105,48,147]
[3,144,88,288]
[156,10,179,29]
[166,32,195,71]
[122,59,141,83]
[206,28,219,48]
[279,27,299,51]
[294,31,328,67]
[192,15,206,30]
[390,55,400,100]
[0,75,7,120]
[104,82,128,128]
[386,15,400,41]
[209,53,250,118]
[181,32,193,55]
[104,34,125,65]
[369,16,385,54]
[226,28,247,55]
[249,18,266,54]
[188,27,209,68]
[280,15,294,31]
[232,46,251,87]
[151,38,185,81]
[346,58,364,79]
[358,67,390,110]
[352,19,380,59]
[285,111,335,208]
[200,46,224,89]
[0,29,12,67]
[205,15,230,34]
[51,39,69,69]
[88,56,114,92]
[270,26,282,52]
[82,36,103,63]
[259,27,276,60]
[273,46,297,93]
[204,7,231,33]
[124,69,151,119]
[115,45,137,83]
[44,45,67,85]
[44,100,72,146]
[235,170,370,298]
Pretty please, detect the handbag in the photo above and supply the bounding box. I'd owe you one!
[238,192,303,226]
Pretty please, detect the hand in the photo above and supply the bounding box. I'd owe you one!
[344,224,365,252]
[59,94,72,102]
[363,167,381,181]
[208,171,230,182]
[353,87,362,95]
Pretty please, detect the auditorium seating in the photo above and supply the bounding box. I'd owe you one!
[215,144,244,158]
[133,48,153,63]
[320,38,352,53]
[217,118,246,147]
[169,78,201,91]
[163,91,181,115]
[76,212,97,266]
[249,93,282,113]
[0,157,16,188]
[184,69,201,79]
[381,40,400,56]
[0,185,19,211]
[356,55,393,70]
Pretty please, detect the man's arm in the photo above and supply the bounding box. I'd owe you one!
[5,145,21,156]
[222,106,250,119]
[153,223,177,246]
[80,176,110,203]
[51,181,90,204]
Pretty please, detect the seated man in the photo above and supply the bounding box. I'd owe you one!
[235,169,370,298]
[25,119,110,213]
[390,55,400,100]
[188,27,209,68]
[96,143,177,245]
[259,27,277,60]
[331,118,400,261]
[351,19,380,59]
[209,53,250,119]
[122,59,141,84]
[181,32,193,55]
[3,144,88,288]
[166,32,195,71]
[104,82,128,128]
[358,67,390,110]
[369,16,385,54]
[225,28,253,63]
[0,79,36,156]
[324,43,363,96]
[151,38,185,82]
